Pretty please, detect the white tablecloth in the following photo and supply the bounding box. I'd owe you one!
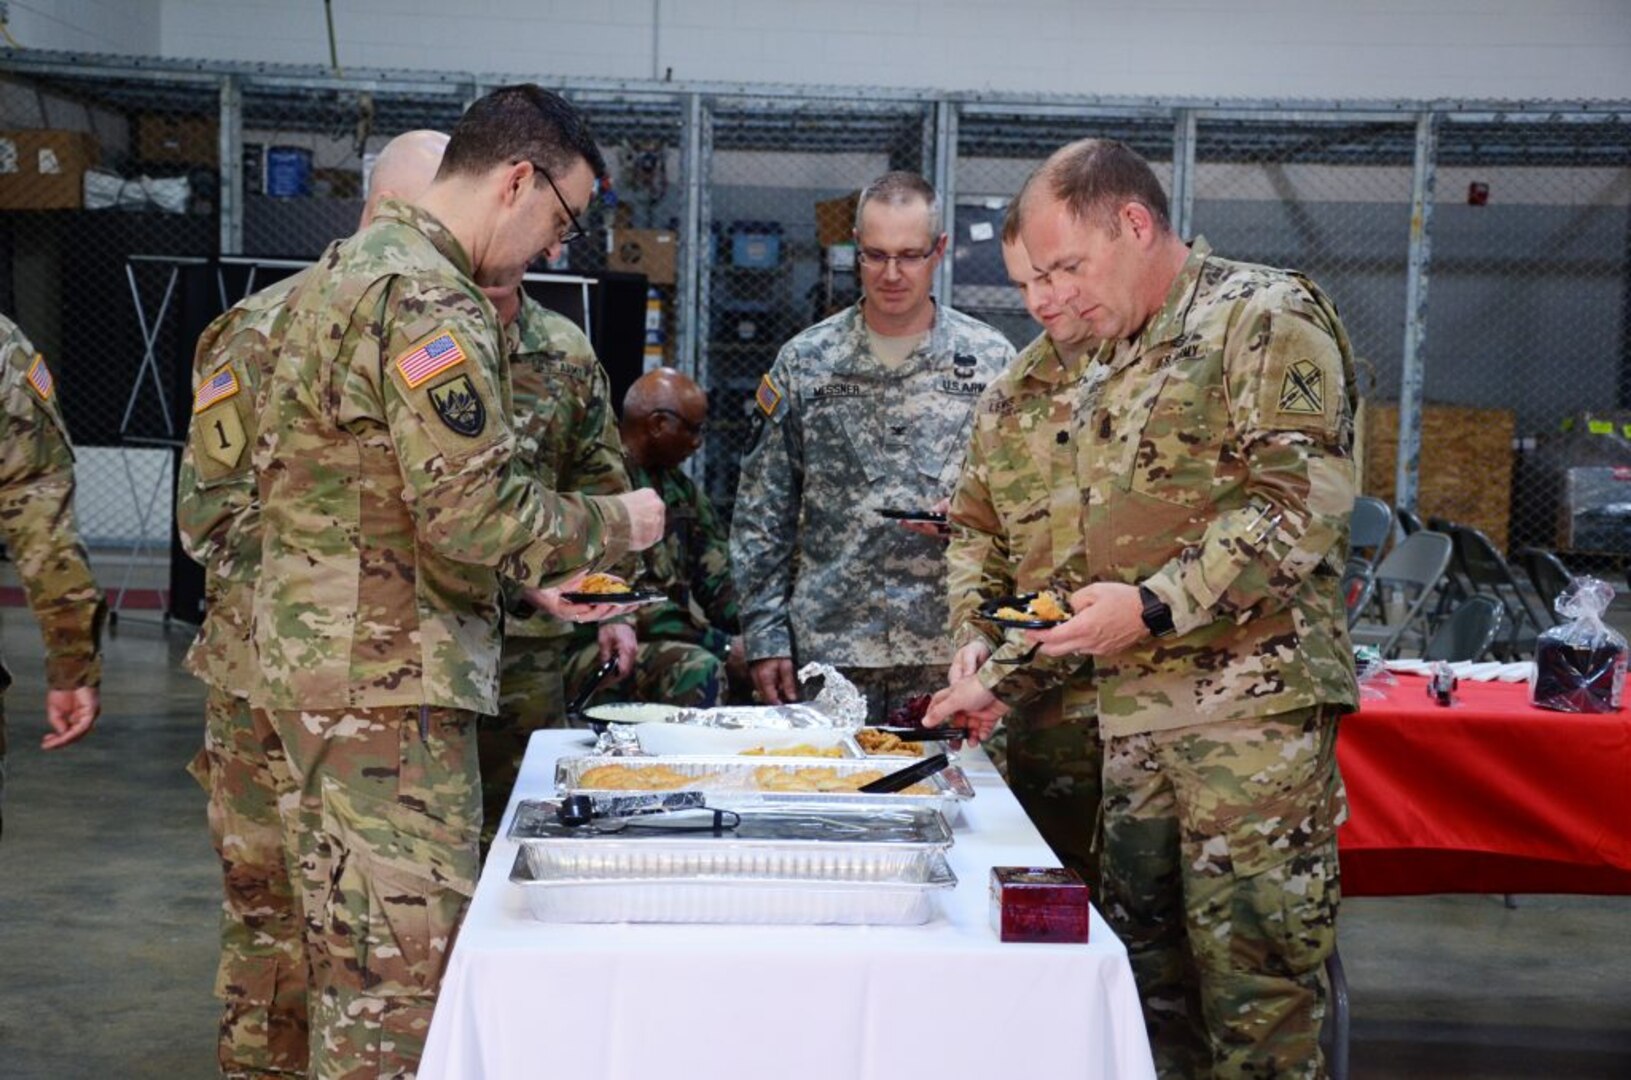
[421,730,1156,1080]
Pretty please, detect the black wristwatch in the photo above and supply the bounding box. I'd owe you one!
[1138,584,1176,639]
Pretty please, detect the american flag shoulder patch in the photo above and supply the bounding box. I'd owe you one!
[755,372,782,418]
[25,354,53,401]
[192,365,240,413]
[394,329,468,389]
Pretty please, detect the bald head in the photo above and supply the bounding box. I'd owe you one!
[623,367,708,469]
[361,129,450,229]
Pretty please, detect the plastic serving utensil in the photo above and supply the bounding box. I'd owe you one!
[567,654,621,721]
[872,727,969,742]
[858,752,951,794]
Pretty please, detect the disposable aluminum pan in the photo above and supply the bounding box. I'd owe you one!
[508,847,957,925]
[508,799,953,881]
[553,754,976,822]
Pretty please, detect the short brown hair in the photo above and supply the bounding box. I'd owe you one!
[1033,139,1170,236]
[439,84,607,184]
[1001,169,1038,243]
[855,170,942,236]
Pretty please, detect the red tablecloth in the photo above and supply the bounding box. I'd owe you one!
[1336,677,1631,896]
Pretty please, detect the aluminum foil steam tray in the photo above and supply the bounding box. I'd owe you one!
[553,754,976,822]
[509,848,957,926]
[508,799,953,881]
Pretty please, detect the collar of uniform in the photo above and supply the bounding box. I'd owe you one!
[1135,235,1212,352]
[832,297,947,378]
[1012,331,1064,385]
[369,198,476,281]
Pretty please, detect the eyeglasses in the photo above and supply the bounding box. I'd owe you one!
[856,239,942,270]
[652,408,707,436]
[534,164,588,246]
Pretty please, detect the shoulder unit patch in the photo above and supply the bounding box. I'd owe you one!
[1277,358,1326,417]
[428,374,487,437]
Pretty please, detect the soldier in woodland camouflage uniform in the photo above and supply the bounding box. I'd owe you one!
[941,203,1101,888]
[565,368,744,711]
[1018,140,1358,1078]
[485,287,633,843]
[175,130,448,1077]
[249,88,664,1077]
[0,314,103,840]
[731,172,1014,723]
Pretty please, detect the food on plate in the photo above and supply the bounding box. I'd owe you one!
[575,572,634,595]
[994,591,1069,622]
[855,728,925,757]
[575,763,709,791]
[739,743,847,758]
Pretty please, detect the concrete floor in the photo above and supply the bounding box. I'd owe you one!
[0,611,1628,1078]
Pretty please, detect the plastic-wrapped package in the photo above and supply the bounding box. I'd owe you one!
[1530,576,1627,713]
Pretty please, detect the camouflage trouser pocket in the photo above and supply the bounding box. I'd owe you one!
[319,779,478,1000]
[1216,772,1340,978]
[213,953,308,1075]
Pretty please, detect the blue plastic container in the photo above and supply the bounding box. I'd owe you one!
[730,221,782,267]
[265,146,312,197]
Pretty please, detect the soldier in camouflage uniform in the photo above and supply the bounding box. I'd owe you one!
[731,172,1014,723]
[565,368,744,711]
[1018,140,1358,1078]
[175,130,449,1077]
[0,314,103,840]
[941,204,1101,888]
[485,286,634,844]
[249,87,664,1077]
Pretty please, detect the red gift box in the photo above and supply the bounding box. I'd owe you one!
[989,867,1091,943]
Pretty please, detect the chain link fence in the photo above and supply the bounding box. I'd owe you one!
[1,49,1627,613]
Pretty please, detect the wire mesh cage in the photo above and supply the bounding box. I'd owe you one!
[0,48,1627,613]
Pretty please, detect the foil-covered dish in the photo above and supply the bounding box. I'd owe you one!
[509,848,957,925]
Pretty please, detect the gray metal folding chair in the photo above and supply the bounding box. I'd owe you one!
[1449,524,1546,658]
[1515,547,1571,628]
[1348,495,1394,568]
[1421,595,1505,662]
[1349,530,1454,657]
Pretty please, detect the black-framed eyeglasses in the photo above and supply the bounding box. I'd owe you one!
[534,164,588,245]
[652,408,706,436]
[856,237,943,270]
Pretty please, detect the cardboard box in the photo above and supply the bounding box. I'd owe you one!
[0,129,100,210]
[137,114,218,166]
[607,228,677,285]
[815,191,860,246]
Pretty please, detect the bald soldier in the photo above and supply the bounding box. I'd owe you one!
[937,139,1358,1078]
[565,368,745,710]
[0,313,104,840]
[250,85,663,1076]
[176,129,449,1077]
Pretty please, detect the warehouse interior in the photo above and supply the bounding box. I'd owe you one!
[1,2,1629,1078]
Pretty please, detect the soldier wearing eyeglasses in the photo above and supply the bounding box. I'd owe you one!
[731,171,1015,722]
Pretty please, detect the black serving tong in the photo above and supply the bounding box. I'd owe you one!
[567,653,621,729]
[870,726,969,742]
[555,791,739,833]
[858,752,951,794]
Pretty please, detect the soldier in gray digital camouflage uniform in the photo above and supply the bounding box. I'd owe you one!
[941,192,1101,888]
[731,172,1014,723]
[0,314,104,840]
[939,139,1357,1079]
[175,129,448,1077]
[249,87,664,1077]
